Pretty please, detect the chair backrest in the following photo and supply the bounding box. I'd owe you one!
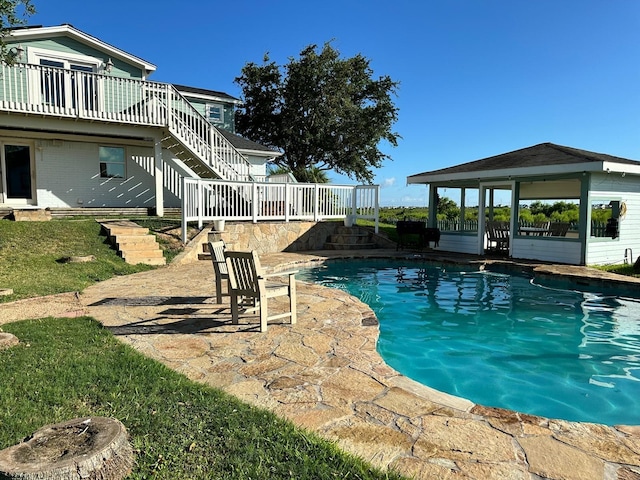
[208,241,228,276]
[225,250,263,296]
[486,221,509,239]
[549,222,570,236]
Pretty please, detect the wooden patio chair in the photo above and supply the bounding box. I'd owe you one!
[486,221,509,251]
[224,250,297,332]
[207,241,229,304]
[547,222,570,237]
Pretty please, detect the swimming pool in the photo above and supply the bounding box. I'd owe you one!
[298,259,640,425]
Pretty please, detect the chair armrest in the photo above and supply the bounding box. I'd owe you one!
[261,269,299,279]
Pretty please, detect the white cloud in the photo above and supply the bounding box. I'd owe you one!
[381,177,396,188]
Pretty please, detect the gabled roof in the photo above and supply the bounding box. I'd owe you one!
[407,142,640,185]
[216,128,282,157]
[9,24,156,75]
[173,85,241,104]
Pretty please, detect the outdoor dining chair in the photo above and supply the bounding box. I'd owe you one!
[547,222,571,237]
[486,221,509,251]
[207,241,229,304]
[224,250,298,332]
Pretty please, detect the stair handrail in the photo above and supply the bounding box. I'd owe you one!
[164,85,252,181]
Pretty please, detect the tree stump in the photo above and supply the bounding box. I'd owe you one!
[0,333,19,351]
[0,417,134,480]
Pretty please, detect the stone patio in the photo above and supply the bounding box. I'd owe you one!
[2,249,639,479]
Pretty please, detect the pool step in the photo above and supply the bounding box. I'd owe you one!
[323,226,378,250]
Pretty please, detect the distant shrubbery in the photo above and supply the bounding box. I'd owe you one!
[379,198,583,224]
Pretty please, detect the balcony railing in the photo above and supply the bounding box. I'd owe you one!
[181,178,380,242]
[0,62,251,182]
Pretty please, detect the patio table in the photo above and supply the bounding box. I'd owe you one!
[518,227,550,236]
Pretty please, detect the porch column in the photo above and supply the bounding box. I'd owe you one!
[154,137,164,217]
[427,185,438,228]
[578,174,591,265]
[478,185,487,255]
[460,187,466,230]
[488,189,495,220]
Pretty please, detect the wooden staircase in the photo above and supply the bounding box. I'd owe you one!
[100,220,166,266]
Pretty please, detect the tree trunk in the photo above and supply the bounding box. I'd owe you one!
[0,417,133,479]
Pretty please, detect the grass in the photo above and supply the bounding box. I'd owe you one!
[596,263,640,278]
[356,219,399,243]
[0,219,154,302]
[0,317,405,479]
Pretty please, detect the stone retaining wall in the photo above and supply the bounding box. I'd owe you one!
[211,221,339,253]
[172,221,395,265]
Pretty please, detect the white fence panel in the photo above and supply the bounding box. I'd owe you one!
[181,179,380,242]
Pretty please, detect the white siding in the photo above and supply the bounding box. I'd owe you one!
[247,154,268,180]
[512,237,582,264]
[438,233,478,254]
[586,173,640,265]
[33,140,180,208]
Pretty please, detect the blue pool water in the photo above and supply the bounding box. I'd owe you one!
[298,259,640,425]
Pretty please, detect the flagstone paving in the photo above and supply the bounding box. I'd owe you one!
[2,250,640,479]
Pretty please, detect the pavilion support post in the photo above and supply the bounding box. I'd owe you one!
[428,185,438,228]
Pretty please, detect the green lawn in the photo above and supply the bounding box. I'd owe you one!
[0,317,404,479]
[0,219,154,302]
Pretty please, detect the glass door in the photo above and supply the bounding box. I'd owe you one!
[1,144,34,204]
[38,59,98,111]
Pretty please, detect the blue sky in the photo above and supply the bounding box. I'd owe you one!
[28,1,640,206]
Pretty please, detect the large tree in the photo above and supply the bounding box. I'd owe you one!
[0,0,35,63]
[234,42,399,184]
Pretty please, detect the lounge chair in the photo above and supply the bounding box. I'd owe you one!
[225,250,297,332]
[207,241,229,304]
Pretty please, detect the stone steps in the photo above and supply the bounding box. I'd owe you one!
[100,220,166,266]
[323,226,378,250]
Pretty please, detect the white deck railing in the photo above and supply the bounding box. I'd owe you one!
[0,62,251,182]
[181,178,379,242]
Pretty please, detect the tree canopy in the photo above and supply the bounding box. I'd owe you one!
[0,0,35,63]
[234,42,400,184]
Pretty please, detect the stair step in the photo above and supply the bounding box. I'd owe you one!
[120,249,165,259]
[114,235,160,249]
[116,241,161,252]
[120,250,166,265]
[328,233,372,245]
[101,220,149,236]
[323,242,378,250]
[99,220,165,266]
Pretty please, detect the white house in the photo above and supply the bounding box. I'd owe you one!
[0,24,281,215]
[407,143,640,266]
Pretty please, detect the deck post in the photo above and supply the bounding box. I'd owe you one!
[181,176,188,243]
[374,185,380,234]
[314,184,320,221]
[153,136,164,217]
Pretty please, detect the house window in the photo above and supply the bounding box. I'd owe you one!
[206,104,223,123]
[99,146,125,178]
